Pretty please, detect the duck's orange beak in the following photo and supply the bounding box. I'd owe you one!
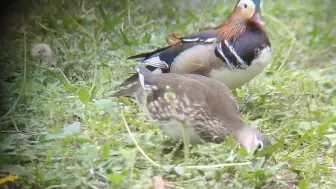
[250,12,265,31]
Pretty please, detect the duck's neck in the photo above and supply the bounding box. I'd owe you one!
[217,16,247,40]
[234,126,256,152]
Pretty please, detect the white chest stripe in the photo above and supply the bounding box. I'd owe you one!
[216,42,234,70]
[224,40,248,69]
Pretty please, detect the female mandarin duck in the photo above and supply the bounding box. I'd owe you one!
[122,0,271,89]
[112,67,271,161]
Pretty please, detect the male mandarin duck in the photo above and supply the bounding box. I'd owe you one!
[121,0,271,89]
[112,67,271,159]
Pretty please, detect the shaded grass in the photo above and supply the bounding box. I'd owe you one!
[0,0,335,188]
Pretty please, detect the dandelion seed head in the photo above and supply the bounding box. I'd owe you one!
[31,43,53,57]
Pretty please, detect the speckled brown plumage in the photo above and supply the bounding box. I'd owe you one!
[112,68,271,153]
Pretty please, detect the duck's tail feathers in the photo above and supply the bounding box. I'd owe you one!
[127,46,171,60]
[111,66,160,97]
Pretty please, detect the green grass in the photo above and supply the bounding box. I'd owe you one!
[0,0,335,188]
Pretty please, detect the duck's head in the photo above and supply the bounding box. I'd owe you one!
[235,126,272,166]
[218,0,265,40]
[235,0,265,30]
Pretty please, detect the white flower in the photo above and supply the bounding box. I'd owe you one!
[31,43,53,57]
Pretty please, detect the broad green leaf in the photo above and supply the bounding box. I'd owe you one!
[101,67,110,78]
[298,180,308,189]
[102,144,110,159]
[107,174,124,184]
[0,164,27,175]
[94,99,119,120]
[74,136,94,144]
[44,122,81,140]
[79,89,90,104]
[44,134,64,140]
[62,122,81,136]
[265,162,286,175]
[255,138,285,158]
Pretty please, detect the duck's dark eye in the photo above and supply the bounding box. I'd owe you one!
[243,4,248,9]
[257,142,263,150]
